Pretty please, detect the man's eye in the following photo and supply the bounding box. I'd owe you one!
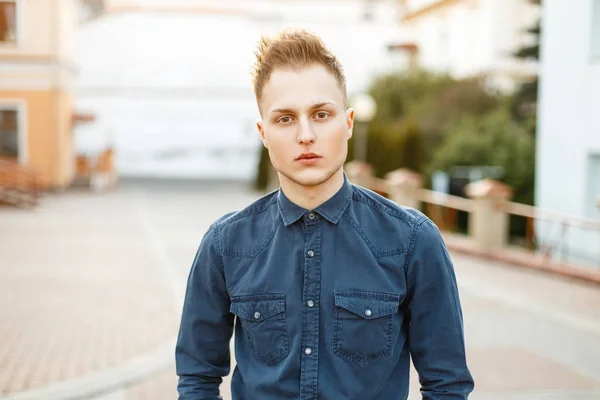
[315,112,330,120]
[277,116,292,124]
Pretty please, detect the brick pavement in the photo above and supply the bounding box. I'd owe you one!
[2,181,600,399]
[0,189,182,396]
[0,180,255,399]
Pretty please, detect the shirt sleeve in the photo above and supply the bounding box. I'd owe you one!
[405,218,475,399]
[176,224,235,400]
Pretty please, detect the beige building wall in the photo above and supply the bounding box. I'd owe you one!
[0,90,74,188]
[0,0,78,189]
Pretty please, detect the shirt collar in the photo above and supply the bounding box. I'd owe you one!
[277,173,353,227]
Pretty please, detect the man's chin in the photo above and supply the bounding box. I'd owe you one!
[279,168,335,188]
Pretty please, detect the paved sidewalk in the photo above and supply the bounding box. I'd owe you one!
[2,180,600,399]
[451,253,600,399]
[0,190,177,396]
[0,180,257,399]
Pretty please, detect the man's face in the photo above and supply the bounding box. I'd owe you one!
[257,64,354,188]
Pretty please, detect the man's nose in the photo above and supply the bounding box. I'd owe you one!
[297,118,315,144]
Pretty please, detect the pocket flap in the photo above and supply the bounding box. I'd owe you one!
[334,290,400,319]
[230,293,285,322]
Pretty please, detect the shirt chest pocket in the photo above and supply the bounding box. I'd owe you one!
[230,293,290,366]
[333,290,401,368]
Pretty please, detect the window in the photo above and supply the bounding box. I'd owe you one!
[0,0,16,44]
[593,0,600,57]
[0,109,18,159]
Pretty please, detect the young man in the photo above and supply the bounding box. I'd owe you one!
[176,29,474,399]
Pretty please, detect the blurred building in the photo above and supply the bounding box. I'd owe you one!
[392,0,539,93]
[75,0,401,180]
[536,0,600,265]
[0,0,89,190]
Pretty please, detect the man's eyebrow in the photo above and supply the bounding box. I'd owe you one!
[270,102,335,115]
[270,107,294,115]
[310,102,335,109]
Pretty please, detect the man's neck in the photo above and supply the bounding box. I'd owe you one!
[279,169,345,211]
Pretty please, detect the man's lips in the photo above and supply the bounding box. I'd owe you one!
[296,153,322,160]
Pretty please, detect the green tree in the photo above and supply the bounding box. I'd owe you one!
[367,70,453,126]
[367,71,499,158]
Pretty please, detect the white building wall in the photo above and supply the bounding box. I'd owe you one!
[536,0,600,265]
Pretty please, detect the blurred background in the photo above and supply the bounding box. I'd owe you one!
[1,0,600,399]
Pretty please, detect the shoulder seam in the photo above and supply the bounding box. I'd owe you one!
[352,190,411,222]
[216,194,278,227]
[222,222,280,259]
[343,213,407,257]
[402,216,430,276]
[208,223,226,275]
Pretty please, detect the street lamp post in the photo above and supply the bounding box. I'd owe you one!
[351,93,377,162]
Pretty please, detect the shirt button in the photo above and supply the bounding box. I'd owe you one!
[254,311,261,319]
[307,300,315,307]
[364,309,372,317]
[305,348,312,355]
[308,212,315,220]
[307,250,315,258]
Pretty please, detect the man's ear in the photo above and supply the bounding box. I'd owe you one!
[256,119,268,148]
[346,108,355,139]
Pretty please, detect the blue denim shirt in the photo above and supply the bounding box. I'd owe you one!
[176,176,474,399]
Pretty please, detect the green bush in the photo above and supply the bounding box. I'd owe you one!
[428,108,536,206]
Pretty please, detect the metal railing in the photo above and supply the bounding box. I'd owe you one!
[502,201,600,266]
[356,172,600,267]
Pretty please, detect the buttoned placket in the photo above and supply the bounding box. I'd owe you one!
[300,211,322,400]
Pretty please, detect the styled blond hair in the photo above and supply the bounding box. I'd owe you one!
[251,28,347,110]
